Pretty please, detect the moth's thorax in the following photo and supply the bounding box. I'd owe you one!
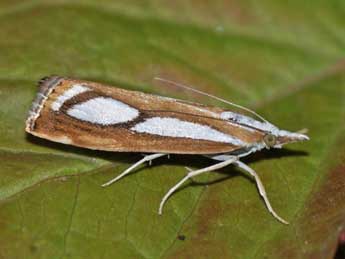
[25,76,307,155]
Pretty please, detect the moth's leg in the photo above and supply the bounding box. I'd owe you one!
[102,153,166,187]
[234,160,289,225]
[159,156,237,214]
[205,154,288,224]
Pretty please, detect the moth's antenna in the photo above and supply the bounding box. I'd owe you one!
[154,77,269,123]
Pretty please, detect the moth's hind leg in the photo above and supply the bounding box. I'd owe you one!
[159,156,238,214]
[234,160,289,224]
[102,153,166,187]
[209,154,289,224]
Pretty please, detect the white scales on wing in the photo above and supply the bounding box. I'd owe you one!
[132,117,246,145]
[52,84,90,111]
[67,96,139,125]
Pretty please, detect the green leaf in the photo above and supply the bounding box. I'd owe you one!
[0,1,344,258]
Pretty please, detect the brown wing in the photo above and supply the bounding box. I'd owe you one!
[26,77,264,154]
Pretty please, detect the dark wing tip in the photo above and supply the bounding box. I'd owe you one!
[38,75,64,92]
[26,76,65,132]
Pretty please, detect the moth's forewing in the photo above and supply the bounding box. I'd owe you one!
[26,77,264,154]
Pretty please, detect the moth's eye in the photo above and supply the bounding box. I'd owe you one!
[264,134,277,147]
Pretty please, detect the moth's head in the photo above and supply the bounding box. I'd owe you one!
[263,129,309,149]
[220,111,309,150]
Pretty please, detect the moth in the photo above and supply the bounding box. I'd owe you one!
[26,76,309,224]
